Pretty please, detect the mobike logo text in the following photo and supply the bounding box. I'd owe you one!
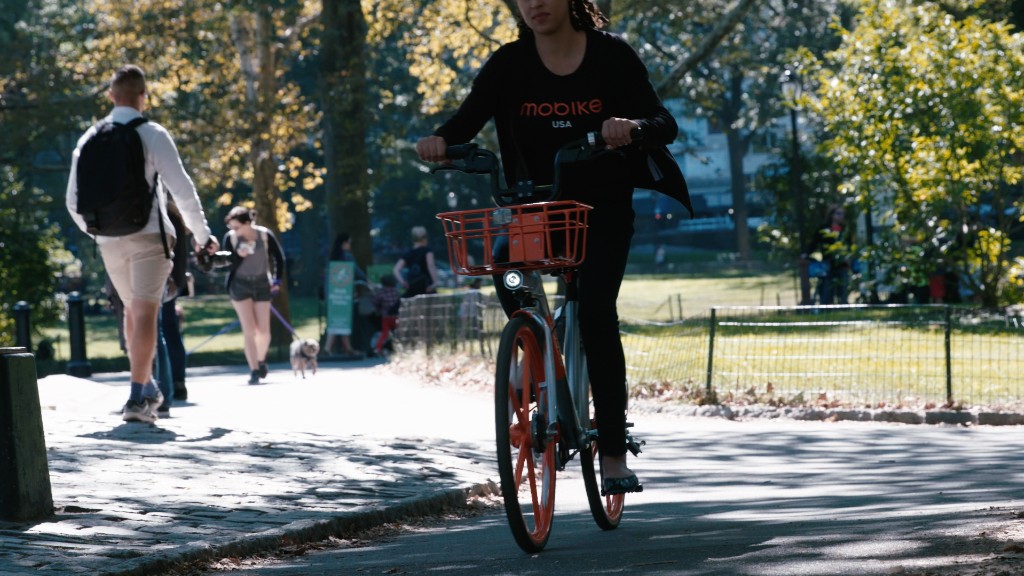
[520,98,603,129]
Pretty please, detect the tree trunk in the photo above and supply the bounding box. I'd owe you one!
[726,128,751,260]
[723,75,751,261]
[321,0,372,268]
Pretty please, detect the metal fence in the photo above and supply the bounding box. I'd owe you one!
[397,295,1024,408]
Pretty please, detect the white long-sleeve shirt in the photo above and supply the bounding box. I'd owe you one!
[65,106,213,246]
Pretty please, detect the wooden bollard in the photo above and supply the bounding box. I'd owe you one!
[0,347,53,521]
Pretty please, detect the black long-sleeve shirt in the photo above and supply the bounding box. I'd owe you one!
[434,28,681,216]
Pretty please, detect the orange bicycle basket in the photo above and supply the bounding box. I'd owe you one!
[436,200,592,276]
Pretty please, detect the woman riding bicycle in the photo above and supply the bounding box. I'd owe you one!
[416,0,691,494]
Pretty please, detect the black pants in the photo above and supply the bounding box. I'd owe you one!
[161,298,186,385]
[492,212,633,457]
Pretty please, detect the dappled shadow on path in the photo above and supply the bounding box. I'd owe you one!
[13,425,494,575]
[263,422,1024,576]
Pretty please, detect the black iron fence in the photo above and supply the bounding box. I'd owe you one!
[396,295,1024,408]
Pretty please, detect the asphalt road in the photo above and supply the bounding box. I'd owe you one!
[194,404,1024,576]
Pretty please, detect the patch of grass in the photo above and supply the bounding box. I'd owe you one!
[27,270,820,364]
[39,295,328,364]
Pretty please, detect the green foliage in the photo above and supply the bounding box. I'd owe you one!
[367,0,517,115]
[0,167,73,344]
[6,0,324,231]
[620,1,847,259]
[811,0,1024,309]
[755,147,846,260]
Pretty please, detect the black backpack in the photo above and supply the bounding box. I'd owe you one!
[75,117,157,237]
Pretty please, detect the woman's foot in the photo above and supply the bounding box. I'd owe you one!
[258,361,268,379]
[601,454,643,495]
[248,370,260,385]
[601,454,632,479]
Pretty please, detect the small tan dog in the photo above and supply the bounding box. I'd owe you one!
[289,338,320,379]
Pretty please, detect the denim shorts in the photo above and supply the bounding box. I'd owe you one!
[229,274,272,302]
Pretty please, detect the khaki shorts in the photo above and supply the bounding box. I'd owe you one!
[100,233,173,304]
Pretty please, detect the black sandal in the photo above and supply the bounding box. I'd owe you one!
[601,474,644,496]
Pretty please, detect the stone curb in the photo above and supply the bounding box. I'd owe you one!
[636,401,1024,426]
[103,485,484,576]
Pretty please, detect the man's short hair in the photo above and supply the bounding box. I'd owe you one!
[110,65,146,103]
[411,225,428,242]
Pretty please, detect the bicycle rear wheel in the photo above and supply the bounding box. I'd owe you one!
[580,381,624,529]
[495,315,556,553]
[581,436,624,529]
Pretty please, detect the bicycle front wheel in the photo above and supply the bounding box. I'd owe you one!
[495,315,556,553]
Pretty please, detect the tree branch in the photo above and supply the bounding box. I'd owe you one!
[463,0,505,47]
[281,11,321,46]
[655,0,761,93]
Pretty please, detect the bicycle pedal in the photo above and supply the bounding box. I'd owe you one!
[626,437,644,457]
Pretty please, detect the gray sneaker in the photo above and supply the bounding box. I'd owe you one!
[142,389,165,419]
[122,400,156,423]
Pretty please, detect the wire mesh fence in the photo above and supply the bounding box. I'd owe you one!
[703,305,1024,407]
[395,294,1024,408]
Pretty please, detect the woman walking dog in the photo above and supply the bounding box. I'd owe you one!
[222,206,285,385]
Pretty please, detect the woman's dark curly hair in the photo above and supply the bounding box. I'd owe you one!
[517,0,608,38]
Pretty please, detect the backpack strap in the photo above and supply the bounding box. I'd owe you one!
[128,118,169,259]
[124,117,148,129]
[154,173,169,259]
[122,117,169,259]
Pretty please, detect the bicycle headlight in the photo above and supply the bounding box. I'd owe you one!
[503,270,524,291]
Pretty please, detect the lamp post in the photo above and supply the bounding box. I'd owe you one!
[782,71,812,306]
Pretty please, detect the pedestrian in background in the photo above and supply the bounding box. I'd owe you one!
[804,205,851,305]
[163,199,191,402]
[372,273,401,356]
[324,232,366,356]
[393,225,439,298]
[222,206,285,385]
[66,64,218,423]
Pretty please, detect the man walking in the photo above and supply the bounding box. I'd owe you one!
[66,64,218,423]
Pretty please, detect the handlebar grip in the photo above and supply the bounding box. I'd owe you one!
[584,127,644,149]
[445,143,478,160]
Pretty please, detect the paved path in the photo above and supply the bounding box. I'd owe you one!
[0,361,497,576]
[198,414,1024,576]
[4,360,1024,576]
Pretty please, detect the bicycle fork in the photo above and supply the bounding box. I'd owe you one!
[504,271,581,470]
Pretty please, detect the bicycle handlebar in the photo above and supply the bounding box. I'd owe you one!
[431,128,642,207]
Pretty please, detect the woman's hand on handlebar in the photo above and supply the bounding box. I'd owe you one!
[416,135,449,163]
[601,118,641,149]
